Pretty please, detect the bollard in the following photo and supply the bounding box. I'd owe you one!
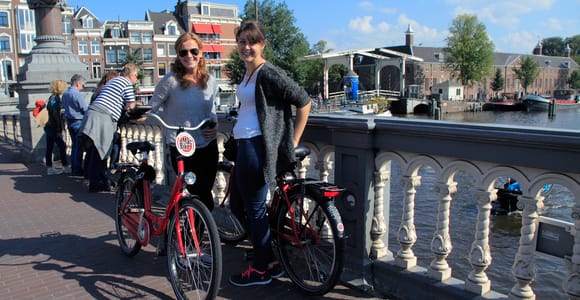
[548,99,556,118]
[435,107,441,120]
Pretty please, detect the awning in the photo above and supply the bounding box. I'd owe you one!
[192,23,214,34]
[203,45,224,53]
[211,24,222,34]
[219,84,235,93]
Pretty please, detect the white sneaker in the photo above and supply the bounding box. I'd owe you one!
[63,165,72,174]
[47,167,64,175]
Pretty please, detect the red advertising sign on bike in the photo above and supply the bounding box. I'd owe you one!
[175,132,196,157]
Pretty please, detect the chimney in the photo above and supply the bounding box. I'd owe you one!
[405,24,414,47]
[533,40,543,55]
[564,43,571,58]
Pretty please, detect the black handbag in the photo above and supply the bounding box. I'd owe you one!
[223,135,237,162]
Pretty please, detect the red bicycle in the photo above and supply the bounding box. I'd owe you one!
[214,140,347,295]
[115,110,222,300]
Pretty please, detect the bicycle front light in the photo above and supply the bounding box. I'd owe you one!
[183,172,197,186]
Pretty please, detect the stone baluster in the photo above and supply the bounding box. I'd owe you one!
[297,155,310,179]
[465,189,494,294]
[148,126,162,184]
[565,207,580,298]
[510,194,542,300]
[428,180,457,281]
[118,125,128,164]
[370,169,389,259]
[395,175,421,269]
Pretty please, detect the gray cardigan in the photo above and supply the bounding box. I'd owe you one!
[254,62,311,183]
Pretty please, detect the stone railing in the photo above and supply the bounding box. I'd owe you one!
[0,113,21,145]
[103,114,580,299]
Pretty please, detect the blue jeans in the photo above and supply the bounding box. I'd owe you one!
[230,136,274,271]
[44,126,68,168]
[67,119,84,175]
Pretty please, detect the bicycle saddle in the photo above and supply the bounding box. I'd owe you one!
[126,141,156,155]
[294,145,310,161]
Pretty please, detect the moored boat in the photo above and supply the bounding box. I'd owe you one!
[522,94,551,111]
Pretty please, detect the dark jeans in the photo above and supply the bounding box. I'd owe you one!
[109,131,121,169]
[67,119,84,175]
[44,126,68,168]
[168,139,218,210]
[229,136,274,271]
[86,140,108,189]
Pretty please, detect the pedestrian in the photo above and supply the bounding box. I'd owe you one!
[149,32,219,210]
[44,79,71,175]
[80,64,140,192]
[62,74,88,176]
[90,71,121,170]
[228,21,312,287]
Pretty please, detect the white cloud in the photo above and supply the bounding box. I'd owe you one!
[499,31,536,54]
[543,18,562,30]
[349,16,375,33]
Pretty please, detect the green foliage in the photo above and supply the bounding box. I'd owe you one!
[490,68,504,95]
[569,70,580,89]
[443,14,495,92]
[541,37,565,56]
[513,57,540,94]
[238,0,311,86]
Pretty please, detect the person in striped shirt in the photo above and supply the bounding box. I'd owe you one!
[81,63,140,192]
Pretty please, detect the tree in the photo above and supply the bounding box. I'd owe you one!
[234,0,311,87]
[569,69,580,89]
[541,37,565,56]
[443,14,495,100]
[490,68,504,98]
[513,56,540,95]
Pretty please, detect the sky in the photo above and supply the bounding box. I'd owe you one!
[72,0,579,55]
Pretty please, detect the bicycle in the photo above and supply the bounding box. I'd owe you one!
[115,109,222,300]
[214,140,347,296]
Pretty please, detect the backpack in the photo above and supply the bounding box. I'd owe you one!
[45,95,64,130]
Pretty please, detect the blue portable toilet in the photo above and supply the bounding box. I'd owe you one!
[343,70,359,102]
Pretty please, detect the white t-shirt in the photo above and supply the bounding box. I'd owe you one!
[234,65,265,139]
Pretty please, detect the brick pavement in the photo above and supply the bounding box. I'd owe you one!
[0,141,384,300]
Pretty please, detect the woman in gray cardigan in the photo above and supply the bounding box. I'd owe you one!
[229,21,312,287]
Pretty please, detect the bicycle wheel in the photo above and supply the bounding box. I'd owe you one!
[275,190,345,296]
[167,196,222,300]
[115,170,142,256]
[213,163,246,244]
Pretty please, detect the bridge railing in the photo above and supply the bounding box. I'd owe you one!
[119,114,579,299]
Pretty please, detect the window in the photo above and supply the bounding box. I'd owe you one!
[455,88,461,96]
[142,33,152,43]
[105,49,116,63]
[168,24,177,35]
[157,44,166,57]
[62,17,71,34]
[17,9,35,30]
[0,12,8,27]
[143,48,153,62]
[118,49,127,63]
[3,60,12,80]
[212,67,220,79]
[83,17,93,29]
[78,41,88,55]
[130,32,140,43]
[158,63,166,76]
[168,46,176,56]
[111,28,121,38]
[0,36,10,52]
[91,41,100,55]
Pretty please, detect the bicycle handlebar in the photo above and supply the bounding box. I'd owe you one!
[146,112,216,131]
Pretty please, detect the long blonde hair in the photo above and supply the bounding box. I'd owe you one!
[172,32,209,89]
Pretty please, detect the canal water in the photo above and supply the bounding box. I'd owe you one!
[388,108,579,299]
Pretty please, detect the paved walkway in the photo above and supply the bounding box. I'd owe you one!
[0,141,384,300]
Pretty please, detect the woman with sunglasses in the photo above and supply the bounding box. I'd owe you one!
[149,32,219,211]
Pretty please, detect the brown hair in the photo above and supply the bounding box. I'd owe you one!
[97,71,119,89]
[49,79,67,96]
[172,32,209,89]
[235,21,267,56]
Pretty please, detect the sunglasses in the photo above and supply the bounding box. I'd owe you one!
[179,48,200,57]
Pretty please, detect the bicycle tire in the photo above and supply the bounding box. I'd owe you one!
[275,189,345,296]
[167,196,222,300]
[213,163,246,244]
[115,169,142,256]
